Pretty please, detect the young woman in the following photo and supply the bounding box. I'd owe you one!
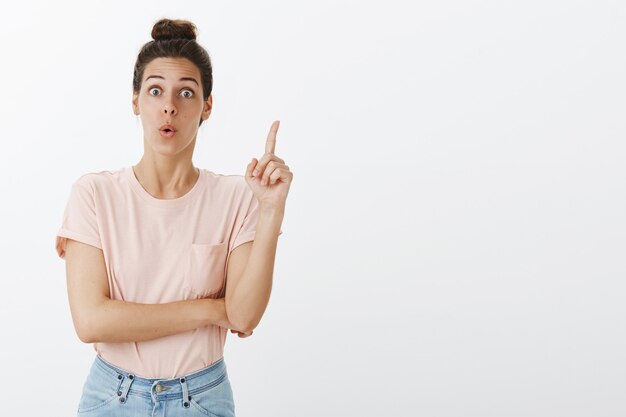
[55,18,292,416]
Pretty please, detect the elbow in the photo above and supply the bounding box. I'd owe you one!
[230,315,255,334]
[226,305,256,334]
[237,314,261,334]
[70,297,110,344]
[75,310,101,344]
[76,321,95,343]
[78,331,94,344]
[239,321,256,334]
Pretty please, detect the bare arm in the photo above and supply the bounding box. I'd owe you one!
[87,298,226,343]
[225,205,283,333]
[63,238,232,344]
[225,120,291,333]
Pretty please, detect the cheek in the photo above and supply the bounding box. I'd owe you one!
[136,96,151,112]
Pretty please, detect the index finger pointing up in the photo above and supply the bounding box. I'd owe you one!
[265,120,280,154]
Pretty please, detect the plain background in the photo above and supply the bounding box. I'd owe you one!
[0,1,624,416]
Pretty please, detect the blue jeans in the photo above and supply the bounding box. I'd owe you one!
[76,354,235,416]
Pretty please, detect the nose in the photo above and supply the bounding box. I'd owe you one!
[163,95,177,116]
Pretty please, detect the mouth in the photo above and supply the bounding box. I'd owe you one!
[160,124,177,132]
[160,128,176,138]
[159,124,177,138]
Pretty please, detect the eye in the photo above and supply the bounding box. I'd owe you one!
[149,87,161,96]
[180,89,194,98]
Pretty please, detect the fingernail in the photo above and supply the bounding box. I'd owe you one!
[253,169,258,176]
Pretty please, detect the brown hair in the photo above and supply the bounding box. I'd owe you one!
[133,18,213,127]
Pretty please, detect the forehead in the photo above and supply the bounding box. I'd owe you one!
[143,57,200,82]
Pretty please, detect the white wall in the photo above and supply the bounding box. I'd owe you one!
[1,1,624,416]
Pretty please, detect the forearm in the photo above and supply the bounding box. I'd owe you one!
[83,298,224,343]
[227,205,283,332]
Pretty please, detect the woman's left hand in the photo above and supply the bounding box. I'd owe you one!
[245,120,293,210]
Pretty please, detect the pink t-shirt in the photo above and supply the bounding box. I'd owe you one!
[56,166,281,378]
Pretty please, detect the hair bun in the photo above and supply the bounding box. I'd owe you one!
[151,18,197,41]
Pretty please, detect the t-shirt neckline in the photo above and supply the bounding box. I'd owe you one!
[125,165,206,209]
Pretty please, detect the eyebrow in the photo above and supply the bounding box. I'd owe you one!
[145,75,199,87]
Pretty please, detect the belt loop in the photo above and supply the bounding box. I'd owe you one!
[119,373,135,404]
[179,376,190,408]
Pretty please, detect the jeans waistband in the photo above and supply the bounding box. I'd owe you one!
[93,354,228,403]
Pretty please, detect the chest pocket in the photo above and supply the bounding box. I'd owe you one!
[185,240,229,298]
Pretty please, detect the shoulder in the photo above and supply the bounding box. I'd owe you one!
[204,169,247,187]
[72,167,125,192]
[203,169,253,200]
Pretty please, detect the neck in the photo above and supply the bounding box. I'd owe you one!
[132,159,199,200]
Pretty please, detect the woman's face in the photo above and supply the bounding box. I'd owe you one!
[132,57,212,155]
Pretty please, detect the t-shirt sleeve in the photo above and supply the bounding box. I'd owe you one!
[231,194,283,252]
[55,180,102,259]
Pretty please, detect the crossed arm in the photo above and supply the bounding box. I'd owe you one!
[63,238,227,343]
[62,205,283,344]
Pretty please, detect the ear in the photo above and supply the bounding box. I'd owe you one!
[132,91,140,115]
[201,94,213,120]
